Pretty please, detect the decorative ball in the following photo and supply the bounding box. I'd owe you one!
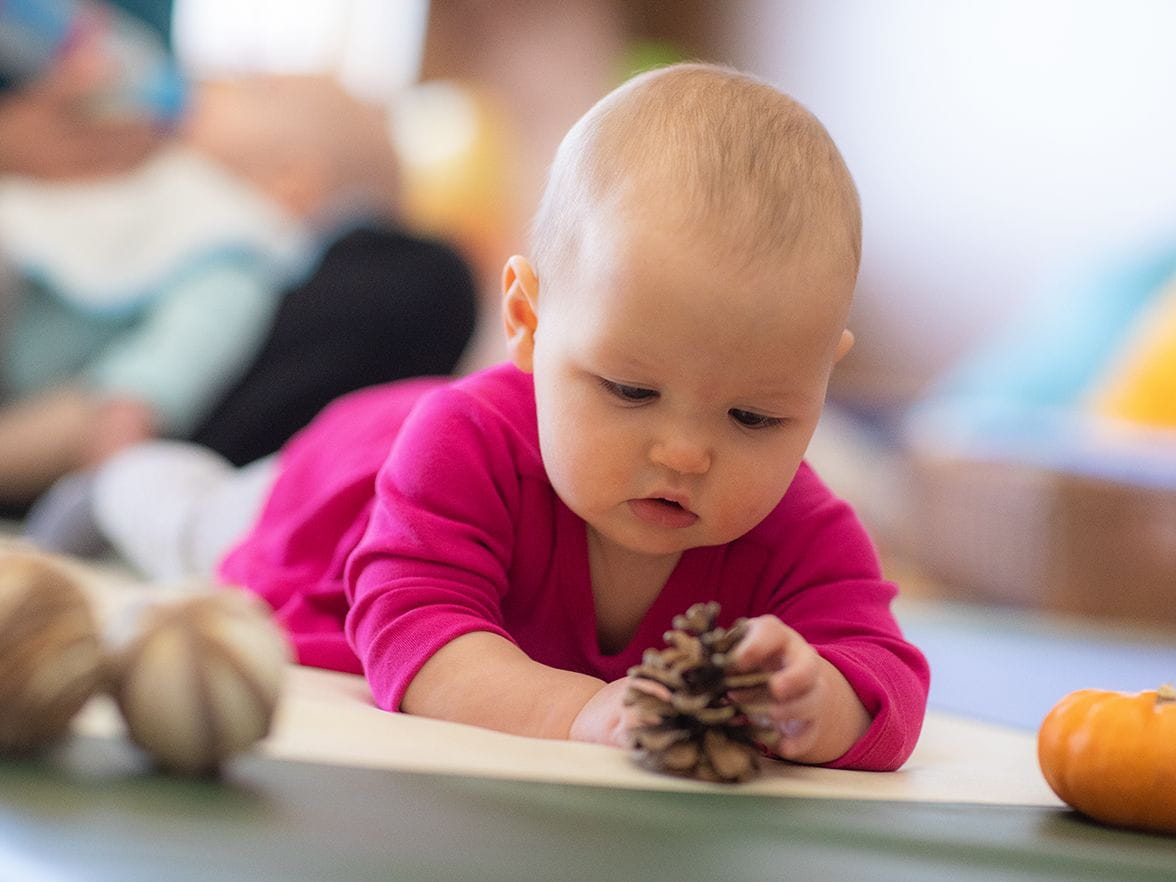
[1038,685,1176,835]
[110,590,290,775]
[0,551,105,756]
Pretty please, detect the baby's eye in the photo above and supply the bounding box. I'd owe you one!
[729,409,785,429]
[599,378,657,402]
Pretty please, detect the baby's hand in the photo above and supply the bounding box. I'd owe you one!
[567,676,670,748]
[728,615,870,765]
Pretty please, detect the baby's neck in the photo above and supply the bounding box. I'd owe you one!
[586,532,680,654]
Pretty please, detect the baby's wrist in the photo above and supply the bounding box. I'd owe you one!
[566,677,628,746]
[803,658,871,763]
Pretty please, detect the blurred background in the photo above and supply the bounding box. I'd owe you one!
[4,0,1176,636]
[169,0,1176,392]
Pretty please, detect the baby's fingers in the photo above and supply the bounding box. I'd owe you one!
[745,684,823,759]
[729,615,796,671]
[766,648,821,703]
[770,714,820,760]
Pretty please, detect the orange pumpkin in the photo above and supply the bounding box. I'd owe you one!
[1037,685,1176,835]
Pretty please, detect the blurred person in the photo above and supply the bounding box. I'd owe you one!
[1,1,477,528]
[0,74,403,507]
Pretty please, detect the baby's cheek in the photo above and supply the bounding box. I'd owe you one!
[547,423,628,512]
[713,475,780,537]
[578,424,635,483]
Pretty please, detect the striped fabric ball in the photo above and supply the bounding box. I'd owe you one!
[0,552,105,756]
[111,590,290,775]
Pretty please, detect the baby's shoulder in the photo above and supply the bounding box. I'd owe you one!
[410,363,543,474]
[448,362,535,413]
[437,364,537,434]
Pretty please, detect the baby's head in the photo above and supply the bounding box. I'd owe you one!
[181,75,399,224]
[528,63,860,298]
[502,64,861,562]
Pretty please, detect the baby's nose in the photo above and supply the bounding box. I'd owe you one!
[650,435,711,475]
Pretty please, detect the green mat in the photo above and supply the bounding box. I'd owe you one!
[2,735,1174,881]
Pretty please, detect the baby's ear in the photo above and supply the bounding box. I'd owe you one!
[502,256,539,372]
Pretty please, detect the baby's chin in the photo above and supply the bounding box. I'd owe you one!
[582,518,690,560]
[584,515,727,562]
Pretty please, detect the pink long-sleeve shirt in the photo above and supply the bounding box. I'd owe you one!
[221,363,929,771]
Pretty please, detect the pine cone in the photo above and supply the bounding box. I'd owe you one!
[624,602,779,783]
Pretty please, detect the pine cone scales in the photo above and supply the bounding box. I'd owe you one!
[625,602,779,783]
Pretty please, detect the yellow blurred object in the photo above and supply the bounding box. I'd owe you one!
[1091,275,1176,427]
[390,80,515,273]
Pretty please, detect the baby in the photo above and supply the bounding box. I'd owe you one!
[93,63,929,770]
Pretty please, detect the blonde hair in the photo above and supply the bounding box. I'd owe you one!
[529,63,860,283]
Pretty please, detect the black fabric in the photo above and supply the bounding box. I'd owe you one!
[190,225,478,466]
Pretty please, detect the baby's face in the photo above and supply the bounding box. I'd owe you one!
[529,214,854,565]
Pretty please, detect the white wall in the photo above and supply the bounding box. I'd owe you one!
[172,0,428,102]
[732,0,1176,405]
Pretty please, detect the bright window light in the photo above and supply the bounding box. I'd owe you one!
[172,0,428,101]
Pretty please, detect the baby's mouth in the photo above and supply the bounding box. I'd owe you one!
[629,496,699,528]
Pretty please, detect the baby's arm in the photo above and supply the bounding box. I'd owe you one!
[721,464,929,771]
[404,631,651,747]
[728,615,871,765]
[402,631,614,740]
[345,381,646,745]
